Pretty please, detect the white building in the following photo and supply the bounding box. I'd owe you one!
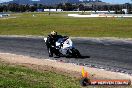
[0,15,2,17]
[0,14,10,18]
[44,9,63,12]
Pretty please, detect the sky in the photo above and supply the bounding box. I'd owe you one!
[103,0,131,4]
[0,0,131,4]
[0,0,39,3]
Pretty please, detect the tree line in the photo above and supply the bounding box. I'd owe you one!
[0,3,78,12]
[0,3,132,14]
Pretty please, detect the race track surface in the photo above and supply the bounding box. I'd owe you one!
[0,37,132,75]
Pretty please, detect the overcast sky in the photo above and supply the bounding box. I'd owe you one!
[0,0,131,4]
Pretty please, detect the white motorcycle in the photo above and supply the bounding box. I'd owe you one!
[44,37,81,58]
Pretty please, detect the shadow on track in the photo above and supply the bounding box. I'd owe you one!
[54,55,90,59]
[79,55,91,59]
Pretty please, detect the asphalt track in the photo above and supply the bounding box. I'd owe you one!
[0,36,132,75]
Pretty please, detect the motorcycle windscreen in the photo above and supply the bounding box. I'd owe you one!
[62,39,73,49]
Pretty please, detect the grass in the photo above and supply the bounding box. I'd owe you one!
[0,12,132,38]
[0,61,131,88]
[0,62,81,88]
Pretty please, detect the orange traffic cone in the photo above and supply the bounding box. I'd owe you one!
[81,67,89,78]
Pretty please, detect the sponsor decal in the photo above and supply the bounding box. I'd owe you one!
[80,67,131,86]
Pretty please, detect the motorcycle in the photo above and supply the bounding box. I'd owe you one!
[44,37,81,58]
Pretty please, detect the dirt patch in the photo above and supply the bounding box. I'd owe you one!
[0,52,132,82]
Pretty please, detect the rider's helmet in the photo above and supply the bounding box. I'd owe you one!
[51,31,57,36]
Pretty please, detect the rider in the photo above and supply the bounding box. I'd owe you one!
[46,31,63,57]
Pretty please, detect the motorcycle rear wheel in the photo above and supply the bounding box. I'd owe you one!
[71,48,81,58]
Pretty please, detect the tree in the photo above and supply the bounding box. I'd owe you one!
[63,3,73,11]
[0,5,4,12]
[57,3,63,9]
[38,4,44,9]
[19,5,26,12]
[25,4,30,12]
[29,4,37,12]
[8,3,19,12]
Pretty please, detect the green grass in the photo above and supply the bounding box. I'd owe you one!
[0,61,131,88]
[0,63,81,88]
[0,12,132,38]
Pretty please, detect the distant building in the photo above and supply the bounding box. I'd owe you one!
[37,9,44,12]
[44,9,63,12]
[0,14,10,17]
[0,15,2,18]
[122,9,128,14]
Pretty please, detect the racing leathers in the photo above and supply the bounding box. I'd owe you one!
[46,34,63,57]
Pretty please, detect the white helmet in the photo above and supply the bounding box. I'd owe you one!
[51,31,57,35]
